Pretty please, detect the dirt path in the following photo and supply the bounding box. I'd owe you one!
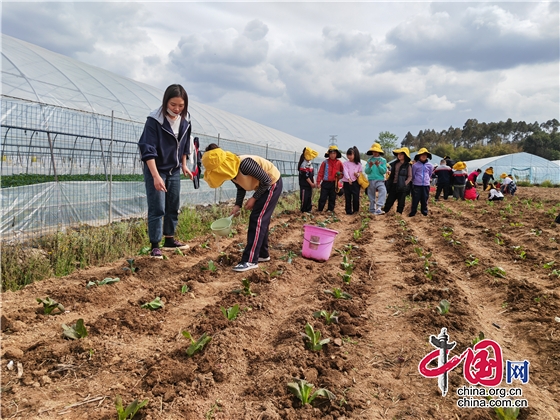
[1,188,559,419]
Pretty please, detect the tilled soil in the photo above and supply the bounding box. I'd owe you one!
[1,187,559,419]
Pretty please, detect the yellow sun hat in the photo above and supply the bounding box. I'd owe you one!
[366,143,384,155]
[392,147,411,161]
[324,145,342,158]
[304,147,318,161]
[414,147,432,161]
[453,161,466,171]
[201,148,241,188]
[500,173,508,179]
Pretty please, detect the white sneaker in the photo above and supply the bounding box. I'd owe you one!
[374,209,385,215]
[258,256,271,262]
[232,262,259,272]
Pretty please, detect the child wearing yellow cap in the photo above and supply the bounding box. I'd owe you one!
[298,147,318,212]
[317,146,344,212]
[201,144,282,272]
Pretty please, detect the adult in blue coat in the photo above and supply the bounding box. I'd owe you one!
[138,84,192,258]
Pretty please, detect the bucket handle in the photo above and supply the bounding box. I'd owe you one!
[303,236,335,246]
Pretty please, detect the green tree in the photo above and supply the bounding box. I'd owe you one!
[376,131,399,154]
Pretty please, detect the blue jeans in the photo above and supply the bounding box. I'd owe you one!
[144,166,181,245]
[367,180,387,212]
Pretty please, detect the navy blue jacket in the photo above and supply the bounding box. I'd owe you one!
[138,107,191,175]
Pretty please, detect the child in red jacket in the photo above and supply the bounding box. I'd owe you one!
[317,145,344,212]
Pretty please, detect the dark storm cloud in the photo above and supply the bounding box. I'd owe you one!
[382,2,559,72]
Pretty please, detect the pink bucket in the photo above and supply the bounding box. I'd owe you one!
[302,225,339,262]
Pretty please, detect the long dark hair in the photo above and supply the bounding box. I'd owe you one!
[298,148,306,168]
[347,146,360,164]
[162,84,189,118]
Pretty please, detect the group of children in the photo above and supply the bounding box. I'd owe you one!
[299,144,520,217]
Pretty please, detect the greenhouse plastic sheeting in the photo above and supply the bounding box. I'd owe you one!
[463,152,560,184]
[1,178,299,240]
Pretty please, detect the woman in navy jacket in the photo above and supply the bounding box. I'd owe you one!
[138,84,192,258]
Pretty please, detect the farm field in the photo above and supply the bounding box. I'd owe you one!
[1,187,559,419]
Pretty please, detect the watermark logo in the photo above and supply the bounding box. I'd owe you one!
[418,327,530,406]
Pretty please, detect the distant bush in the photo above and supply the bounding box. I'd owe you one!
[516,180,531,187]
[538,180,556,188]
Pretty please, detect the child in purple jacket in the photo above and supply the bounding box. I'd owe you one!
[409,148,434,217]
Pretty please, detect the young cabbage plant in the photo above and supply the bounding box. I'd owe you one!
[471,331,485,346]
[123,258,138,273]
[324,288,352,300]
[221,304,240,321]
[485,266,507,278]
[182,331,212,357]
[340,255,354,273]
[115,395,149,420]
[494,405,520,420]
[202,260,218,272]
[141,297,164,310]
[301,323,330,351]
[232,278,257,297]
[313,310,339,325]
[338,272,352,284]
[465,255,479,267]
[175,247,185,256]
[181,284,189,293]
[543,261,555,269]
[62,319,88,340]
[437,299,450,315]
[87,277,120,288]
[280,250,297,264]
[37,297,65,315]
[287,378,335,406]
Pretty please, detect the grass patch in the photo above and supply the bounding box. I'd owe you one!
[1,192,301,291]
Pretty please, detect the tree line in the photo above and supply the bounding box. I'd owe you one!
[399,118,560,161]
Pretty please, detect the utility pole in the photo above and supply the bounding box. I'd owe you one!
[329,135,338,146]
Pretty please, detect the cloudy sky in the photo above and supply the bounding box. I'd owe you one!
[2,1,559,152]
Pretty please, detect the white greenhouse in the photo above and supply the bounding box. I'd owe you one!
[464,152,560,184]
[1,34,327,240]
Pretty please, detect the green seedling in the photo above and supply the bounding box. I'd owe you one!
[313,310,339,325]
[182,331,212,357]
[62,319,88,340]
[202,260,218,272]
[138,246,151,255]
[123,258,138,273]
[232,278,257,297]
[87,277,120,288]
[267,269,283,278]
[324,288,352,300]
[486,266,507,278]
[437,299,450,315]
[338,272,352,284]
[287,378,335,406]
[353,229,362,240]
[494,405,520,420]
[414,247,423,257]
[221,304,240,321]
[181,284,189,293]
[301,323,330,351]
[408,236,419,244]
[37,297,65,315]
[543,261,555,269]
[115,395,149,420]
[141,297,164,310]
[280,250,297,264]
[228,229,237,238]
[530,228,542,236]
[465,255,479,267]
[340,255,354,272]
[200,241,210,249]
[471,331,485,345]
[550,269,560,278]
[175,247,184,256]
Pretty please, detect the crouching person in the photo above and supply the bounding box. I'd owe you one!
[202,144,282,272]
